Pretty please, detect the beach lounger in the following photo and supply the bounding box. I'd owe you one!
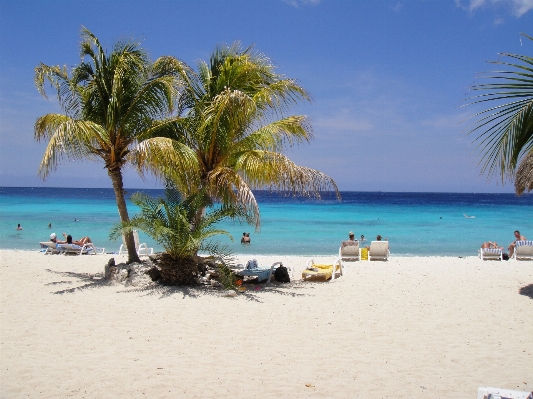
[479,247,503,261]
[302,258,343,281]
[118,230,153,256]
[236,260,287,284]
[514,240,533,261]
[339,241,360,264]
[368,241,390,261]
[57,243,104,255]
[477,386,532,399]
[40,241,59,254]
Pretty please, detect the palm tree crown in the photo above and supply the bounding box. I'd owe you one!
[170,43,340,227]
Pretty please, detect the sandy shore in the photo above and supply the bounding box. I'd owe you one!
[1,250,532,398]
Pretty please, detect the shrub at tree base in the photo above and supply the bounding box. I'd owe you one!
[142,253,237,288]
[153,253,199,285]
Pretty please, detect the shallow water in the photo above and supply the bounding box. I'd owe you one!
[1,187,531,256]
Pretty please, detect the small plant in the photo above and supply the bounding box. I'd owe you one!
[111,185,244,285]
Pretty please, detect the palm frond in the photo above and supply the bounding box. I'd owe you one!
[129,136,200,193]
[34,114,107,178]
[465,33,533,181]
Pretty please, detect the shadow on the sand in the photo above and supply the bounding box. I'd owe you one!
[45,269,310,300]
[45,269,108,294]
[118,282,309,301]
[519,283,533,299]
[118,284,213,299]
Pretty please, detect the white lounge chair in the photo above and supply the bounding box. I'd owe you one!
[119,230,153,256]
[339,241,360,263]
[368,241,390,261]
[57,243,105,255]
[477,386,531,399]
[40,241,59,254]
[479,247,503,261]
[515,240,533,261]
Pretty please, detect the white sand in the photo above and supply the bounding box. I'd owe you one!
[1,250,532,398]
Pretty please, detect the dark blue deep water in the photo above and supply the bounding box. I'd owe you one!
[1,187,531,256]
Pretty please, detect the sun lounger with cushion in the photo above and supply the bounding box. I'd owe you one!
[515,240,533,260]
[368,241,390,261]
[40,241,59,254]
[479,247,503,261]
[477,386,532,399]
[57,243,105,255]
[339,241,360,263]
[302,258,343,281]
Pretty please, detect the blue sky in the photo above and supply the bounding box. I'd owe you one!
[0,0,532,192]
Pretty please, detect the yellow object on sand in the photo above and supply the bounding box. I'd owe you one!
[302,264,340,281]
[361,248,368,260]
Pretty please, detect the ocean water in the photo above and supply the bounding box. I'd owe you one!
[1,187,532,257]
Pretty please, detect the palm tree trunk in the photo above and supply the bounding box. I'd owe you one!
[108,167,141,264]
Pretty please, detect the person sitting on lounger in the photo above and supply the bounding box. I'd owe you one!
[50,232,93,247]
[365,234,388,250]
[341,231,358,247]
[508,230,527,258]
[481,241,503,250]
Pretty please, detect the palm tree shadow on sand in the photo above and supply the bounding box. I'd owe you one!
[45,269,309,300]
[519,284,533,300]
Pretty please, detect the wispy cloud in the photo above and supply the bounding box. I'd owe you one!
[455,0,533,17]
[391,2,404,12]
[283,0,321,8]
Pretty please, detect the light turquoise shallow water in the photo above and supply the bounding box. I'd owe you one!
[1,188,532,256]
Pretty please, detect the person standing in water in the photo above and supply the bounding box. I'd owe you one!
[16,224,22,230]
[241,232,251,244]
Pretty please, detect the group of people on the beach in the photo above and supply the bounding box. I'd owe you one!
[341,231,386,250]
[481,230,527,258]
[49,232,94,248]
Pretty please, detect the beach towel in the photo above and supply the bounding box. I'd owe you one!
[302,264,339,281]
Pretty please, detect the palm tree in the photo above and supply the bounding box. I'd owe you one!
[110,186,241,285]
[167,43,340,228]
[34,27,198,263]
[466,33,533,195]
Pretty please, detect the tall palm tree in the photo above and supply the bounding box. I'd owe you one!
[167,43,340,227]
[466,33,533,195]
[34,27,198,263]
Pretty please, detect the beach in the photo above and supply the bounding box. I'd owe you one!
[1,250,532,398]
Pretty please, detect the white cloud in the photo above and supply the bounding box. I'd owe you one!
[511,0,533,16]
[391,2,404,12]
[283,0,321,8]
[455,0,533,17]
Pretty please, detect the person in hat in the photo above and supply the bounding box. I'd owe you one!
[341,231,358,248]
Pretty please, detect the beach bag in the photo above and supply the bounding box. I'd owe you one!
[502,253,509,261]
[274,265,290,283]
[361,248,368,260]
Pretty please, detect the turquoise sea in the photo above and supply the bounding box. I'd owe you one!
[1,187,532,257]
